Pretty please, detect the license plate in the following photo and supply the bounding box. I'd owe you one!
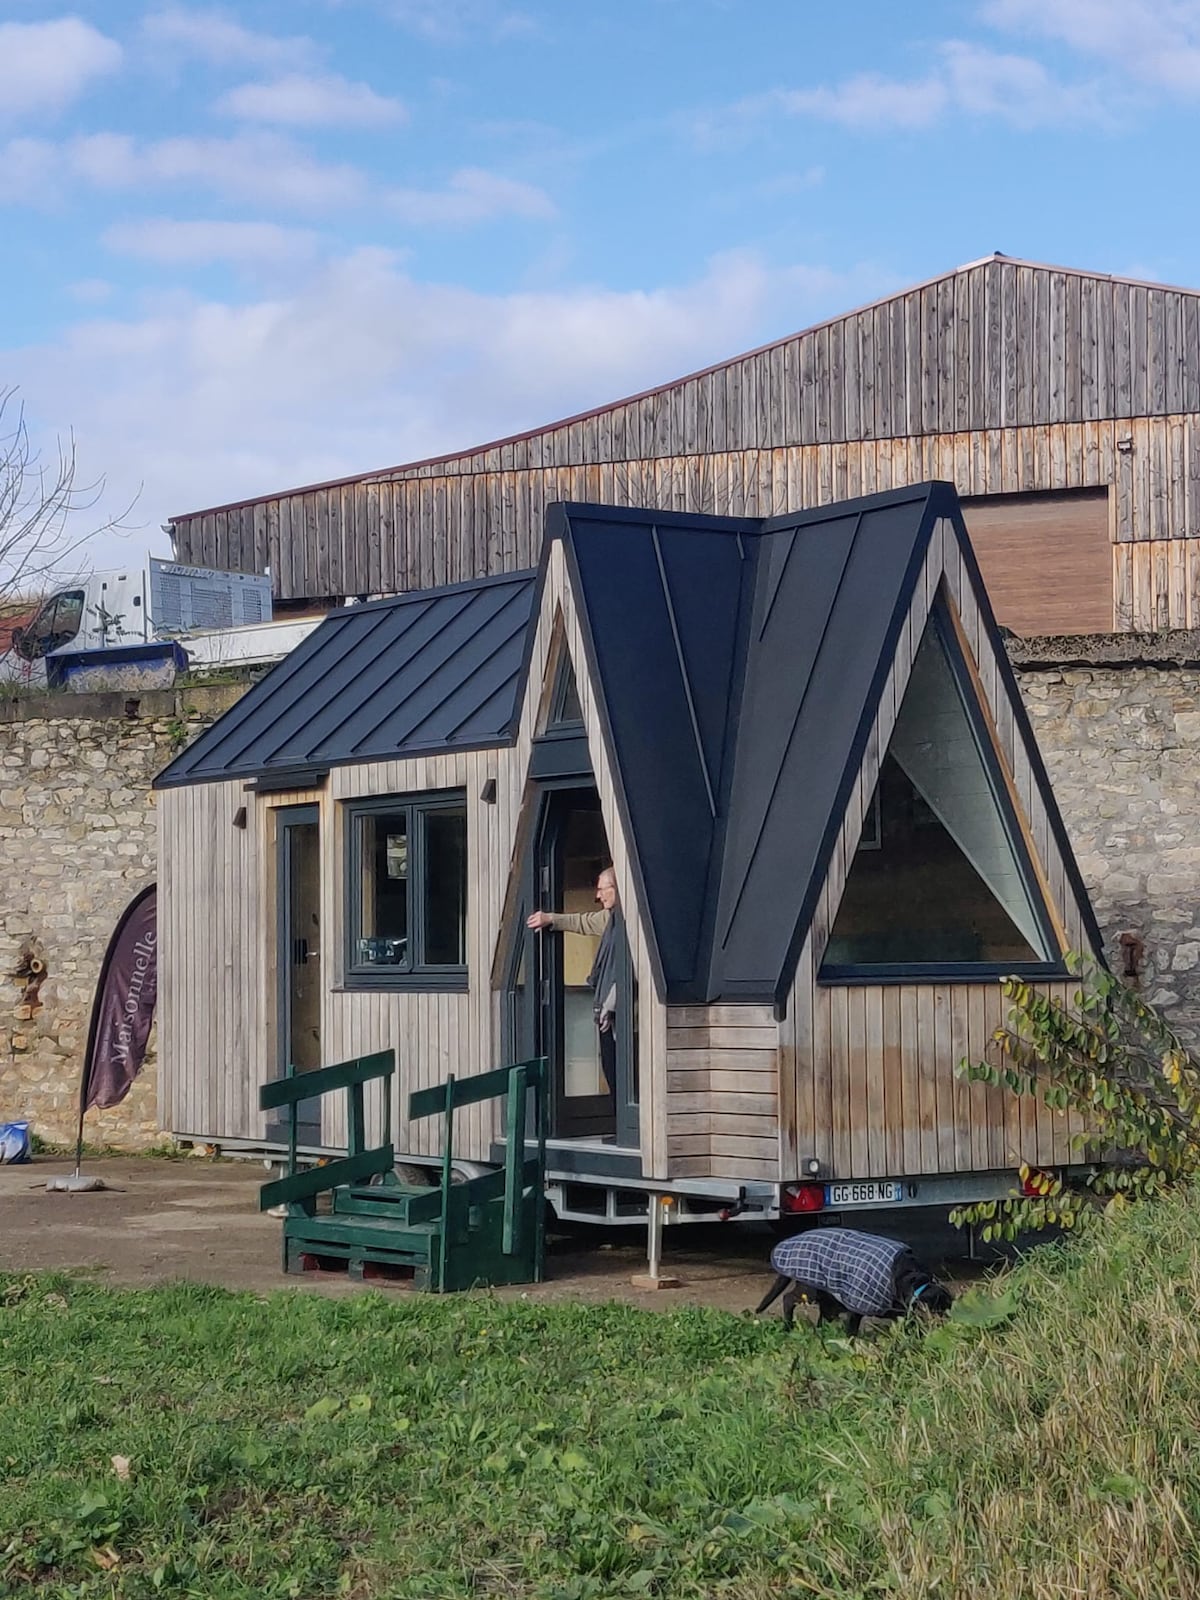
[824,1181,903,1207]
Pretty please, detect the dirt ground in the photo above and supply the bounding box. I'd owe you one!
[0,1155,983,1312]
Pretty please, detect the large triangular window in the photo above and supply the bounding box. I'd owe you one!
[820,604,1059,977]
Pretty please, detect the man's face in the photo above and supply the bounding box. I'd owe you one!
[595,870,618,911]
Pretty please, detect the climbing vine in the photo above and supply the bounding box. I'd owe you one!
[952,952,1200,1241]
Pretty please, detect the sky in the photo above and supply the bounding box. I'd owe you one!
[5,0,1200,573]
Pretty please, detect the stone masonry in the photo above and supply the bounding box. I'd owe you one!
[1017,649,1200,1048]
[1,651,1199,1153]
[0,685,243,1150]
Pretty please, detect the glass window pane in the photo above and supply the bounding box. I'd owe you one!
[423,806,466,966]
[822,617,1047,969]
[356,811,409,967]
[551,657,583,724]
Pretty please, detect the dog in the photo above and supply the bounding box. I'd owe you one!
[755,1227,954,1335]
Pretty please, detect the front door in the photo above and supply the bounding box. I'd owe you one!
[506,785,639,1147]
[273,805,322,1143]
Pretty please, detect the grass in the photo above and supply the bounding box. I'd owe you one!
[2,1193,1199,1599]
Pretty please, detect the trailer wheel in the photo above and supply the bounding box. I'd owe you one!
[393,1162,435,1188]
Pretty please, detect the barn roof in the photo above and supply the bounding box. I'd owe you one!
[170,254,1200,522]
[154,571,536,789]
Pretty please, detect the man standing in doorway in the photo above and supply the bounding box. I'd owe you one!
[527,867,619,1107]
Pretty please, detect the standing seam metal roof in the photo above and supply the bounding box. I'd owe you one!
[153,571,537,788]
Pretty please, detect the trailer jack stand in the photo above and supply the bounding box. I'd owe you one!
[630,1194,682,1290]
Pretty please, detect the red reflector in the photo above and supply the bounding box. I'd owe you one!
[1021,1168,1057,1198]
[781,1183,825,1214]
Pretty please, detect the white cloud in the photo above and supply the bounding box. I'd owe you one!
[4,132,369,210]
[389,1,537,44]
[216,73,407,129]
[387,167,555,224]
[754,40,1106,132]
[938,40,1109,127]
[774,72,948,130]
[141,5,314,69]
[984,0,1200,94]
[103,218,321,267]
[6,249,894,567]
[0,18,122,121]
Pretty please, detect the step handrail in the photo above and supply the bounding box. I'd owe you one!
[259,1049,395,1213]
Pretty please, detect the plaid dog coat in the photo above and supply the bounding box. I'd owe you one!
[768,1228,910,1318]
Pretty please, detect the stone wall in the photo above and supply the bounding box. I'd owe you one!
[1018,653,1200,1046]
[0,685,243,1149]
[2,652,1199,1154]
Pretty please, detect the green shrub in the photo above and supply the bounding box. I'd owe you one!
[953,953,1200,1241]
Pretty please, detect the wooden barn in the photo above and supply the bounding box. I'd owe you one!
[155,482,1102,1221]
[169,255,1200,638]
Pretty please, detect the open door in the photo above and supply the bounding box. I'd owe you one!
[272,805,322,1143]
[504,784,639,1149]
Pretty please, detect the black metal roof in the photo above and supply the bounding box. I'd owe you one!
[558,483,1101,1005]
[154,571,537,788]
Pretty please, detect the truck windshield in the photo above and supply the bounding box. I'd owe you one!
[16,590,85,660]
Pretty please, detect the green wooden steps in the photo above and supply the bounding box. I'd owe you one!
[259,1051,548,1292]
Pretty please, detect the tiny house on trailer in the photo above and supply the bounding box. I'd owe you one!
[155,481,1102,1227]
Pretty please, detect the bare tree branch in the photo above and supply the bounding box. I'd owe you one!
[0,386,140,601]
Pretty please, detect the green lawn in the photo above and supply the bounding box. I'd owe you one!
[3,1194,1200,1599]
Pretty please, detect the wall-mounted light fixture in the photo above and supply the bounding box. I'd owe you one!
[1116,437,1134,455]
[232,805,248,829]
[480,777,497,805]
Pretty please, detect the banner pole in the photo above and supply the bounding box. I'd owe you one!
[73,1099,86,1179]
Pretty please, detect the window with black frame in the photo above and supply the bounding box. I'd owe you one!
[820,606,1060,981]
[345,793,467,987]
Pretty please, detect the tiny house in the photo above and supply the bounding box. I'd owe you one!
[155,482,1102,1224]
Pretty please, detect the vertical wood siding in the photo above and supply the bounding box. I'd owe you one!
[172,261,1200,631]
[777,518,1091,1182]
[158,537,671,1171]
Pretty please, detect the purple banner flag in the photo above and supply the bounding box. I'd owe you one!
[81,884,157,1113]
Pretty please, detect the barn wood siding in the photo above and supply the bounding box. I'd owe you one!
[172,421,1200,634]
[777,518,1090,1183]
[172,261,1200,632]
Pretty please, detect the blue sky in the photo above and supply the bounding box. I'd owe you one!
[4,0,1200,570]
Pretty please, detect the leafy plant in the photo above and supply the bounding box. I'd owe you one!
[952,952,1200,1241]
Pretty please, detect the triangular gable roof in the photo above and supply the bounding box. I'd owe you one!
[554,484,1103,1005]
[154,570,536,789]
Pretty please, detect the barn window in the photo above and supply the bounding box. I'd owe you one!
[344,792,467,988]
[820,605,1061,982]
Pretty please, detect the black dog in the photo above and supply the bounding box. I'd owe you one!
[755,1227,953,1335]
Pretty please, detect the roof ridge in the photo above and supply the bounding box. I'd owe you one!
[171,256,1200,522]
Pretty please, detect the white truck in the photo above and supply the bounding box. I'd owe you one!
[0,557,323,688]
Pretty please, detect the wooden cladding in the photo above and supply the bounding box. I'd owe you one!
[169,259,1200,636]
[169,420,1200,633]
[779,520,1090,1183]
[176,260,1200,500]
[962,491,1112,636]
[666,1004,779,1181]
